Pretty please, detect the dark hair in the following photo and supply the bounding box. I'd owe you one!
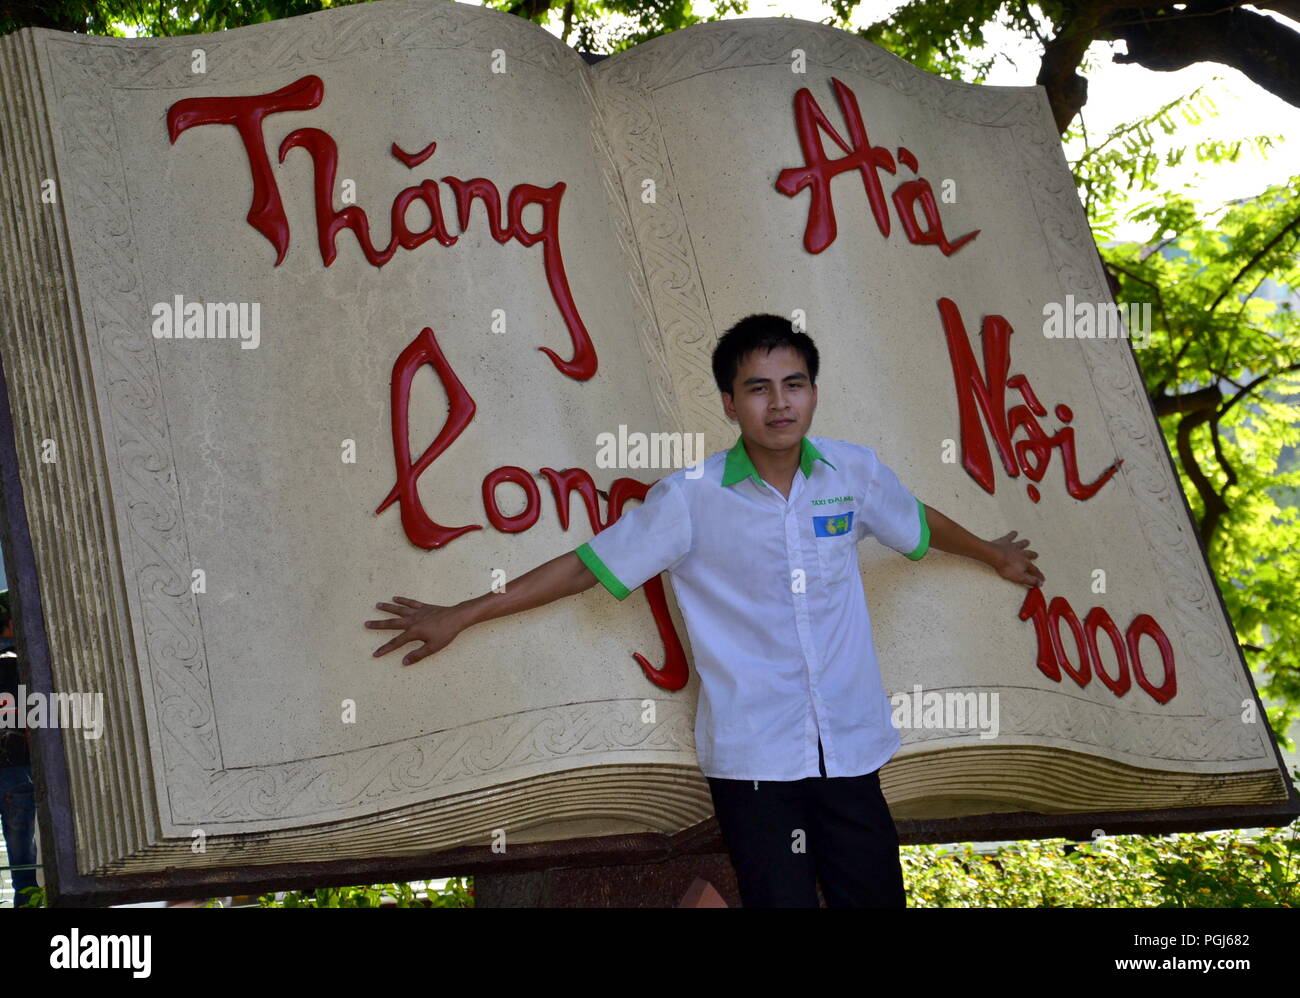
[0,590,9,632]
[712,314,819,397]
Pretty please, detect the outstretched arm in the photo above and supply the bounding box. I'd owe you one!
[365,550,598,666]
[922,503,1045,588]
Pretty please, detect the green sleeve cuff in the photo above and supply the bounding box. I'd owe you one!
[905,499,929,560]
[576,541,632,600]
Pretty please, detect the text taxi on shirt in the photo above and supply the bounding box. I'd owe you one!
[575,434,929,784]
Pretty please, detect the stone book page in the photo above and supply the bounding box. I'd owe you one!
[589,18,1288,804]
[0,3,1289,883]
[1,0,708,862]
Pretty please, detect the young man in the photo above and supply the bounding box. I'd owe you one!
[367,313,1044,907]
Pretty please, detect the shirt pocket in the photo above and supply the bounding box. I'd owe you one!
[813,510,859,585]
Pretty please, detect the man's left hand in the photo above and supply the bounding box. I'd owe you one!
[990,530,1044,588]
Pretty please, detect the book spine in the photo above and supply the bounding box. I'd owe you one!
[587,62,735,454]
[579,63,690,442]
[0,28,155,878]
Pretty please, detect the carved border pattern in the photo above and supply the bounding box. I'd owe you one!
[893,686,1270,766]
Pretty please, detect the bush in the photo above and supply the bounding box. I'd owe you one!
[256,877,474,908]
[17,820,1298,908]
[901,821,1299,907]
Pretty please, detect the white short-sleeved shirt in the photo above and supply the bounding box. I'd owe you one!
[574,433,929,781]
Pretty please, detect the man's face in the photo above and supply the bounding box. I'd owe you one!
[722,345,817,452]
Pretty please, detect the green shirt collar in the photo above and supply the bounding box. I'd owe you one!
[721,433,836,488]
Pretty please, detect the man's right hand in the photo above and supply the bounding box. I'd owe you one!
[365,551,600,668]
[366,597,465,666]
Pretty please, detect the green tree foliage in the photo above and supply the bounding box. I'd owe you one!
[0,0,749,50]
[17,820,1300,905]
[1064,89,1300,745]
[835,0,1028,82]
[257,876,474,907]
[1067,82,1280,239]
[904,802,1299,907]
[0,1,369,36]
[494,0,747,53]
[830,1,1300,134]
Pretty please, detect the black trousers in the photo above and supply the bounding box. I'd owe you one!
[706,739,906,908]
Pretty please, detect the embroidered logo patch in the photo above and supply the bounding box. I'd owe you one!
[813,512,854,536]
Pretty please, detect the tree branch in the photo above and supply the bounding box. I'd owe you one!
[561,0,574,43]
[1154,383,1221,418]
[1219,362,1300,420]
[1109,3,1300,111]
[1175,402,1229,548]
[1209,410,1237,495]
[1208,212,1300,313]
[1180,361,1300,544]
[1037,12,1098,134]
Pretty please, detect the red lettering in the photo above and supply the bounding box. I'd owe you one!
[1018,586,1059,682]
[376,326,479,549]
[939,297,1017,493]
[1048,596,1090,688]
[1085,606,1131,697]
[507,183,595,381]
[167,76,597,380]
[1128,614,1177,704]
[892,145,980,255]
[776,79,978,256]
[594,476,690,691]
[483,467,541,533]
[539,469,689,690]
[776,78,895,253]
[1018,591,1176,704]
[540,468,603,531]
[939,297,1123,501]
[280,127,399,266]
[167,75,324,266]
[391,180,458,251]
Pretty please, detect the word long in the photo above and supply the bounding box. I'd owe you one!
[377,325,689,690]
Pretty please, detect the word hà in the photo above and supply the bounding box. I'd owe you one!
[776,77,979,257]
[890,684,1000,739]
[151,295,260,349]
[1043,296,1151,348]
[595,426,705,477]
